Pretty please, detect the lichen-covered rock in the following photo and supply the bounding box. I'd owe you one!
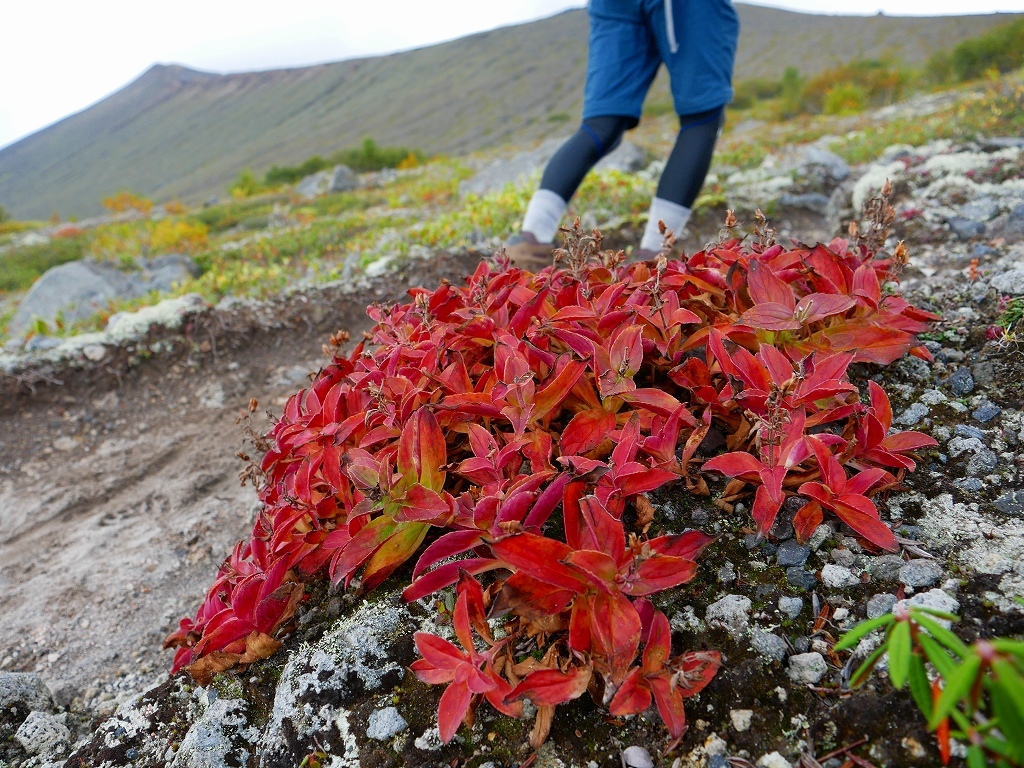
[0,672,55,717]
[15,711,70,756]
[705,594,752,635]
[365,706,408,741]
[171,697,256,768]
[258,592,415,767]
[866,593,898,620]
[787,652,827,685]
[750,629,789,664]
[821,564,859,589]
[899,559,944,589]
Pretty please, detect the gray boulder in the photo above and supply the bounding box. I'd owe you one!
[329,164,359,193]
[596,140,647,173]
[295,164,357,198]
[990,265,1024,295]
[8,256,198,337]
[0,672,54,714]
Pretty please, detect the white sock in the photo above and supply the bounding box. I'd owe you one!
[521,189,567,243]
[640,197,691,251]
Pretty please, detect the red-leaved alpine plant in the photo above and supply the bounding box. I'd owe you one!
[166,214,938,748]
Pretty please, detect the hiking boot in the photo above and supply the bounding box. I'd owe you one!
[504,231,554,271]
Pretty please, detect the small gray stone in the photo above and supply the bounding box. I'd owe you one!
[706,594,753,635]
[973,402,1002,422]
[958,196,999,222]
[946,367,975,396]
[896,402,929,427]
[750,629,789,663]
[966,450,998,476]
[622,745,655,768]
[730,708,754,732]
[948,436,984,458]
[946,216,986,240]
[709,756,730,768]
[366,706,408,741]
[953,424,985,440]
[786,567,818,590]
[993,490,1024,516]
[15,711,70,756]
[787,652,828,685]
[776,540,810,567]
[899,589,960,627]
[957,477,985,492]
[717,562,737,584]
[866,593,898,619]
[821,564,860,589]
[830,548,856,568]
[778,596,804,618]
[807,523,834,551]
[899,559,944,588]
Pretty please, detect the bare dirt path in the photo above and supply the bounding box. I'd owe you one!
[0,251,481,714]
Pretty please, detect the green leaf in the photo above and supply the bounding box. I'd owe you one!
[909,605,961,622]
[908,653,933,719]
[966,744,988,768]
[990,660,1024,751]
[850,643,888,688]
[834,613,895,652]
[929,654,982,729]
[918,634,958,679]
[991,639,1024,664]
[888,620,912,689]
[914,614,970,659]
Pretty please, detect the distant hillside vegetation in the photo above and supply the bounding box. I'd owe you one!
[0,5,1020,219]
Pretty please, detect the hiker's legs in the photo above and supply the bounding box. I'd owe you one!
[639,106,725,251]
[521,116,635,242]
[519,0,658,243]
[636,0,739,251]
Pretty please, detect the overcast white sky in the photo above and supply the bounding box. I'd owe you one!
[1,0,1022,150]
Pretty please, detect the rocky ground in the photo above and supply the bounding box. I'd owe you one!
[1,137,1023,768]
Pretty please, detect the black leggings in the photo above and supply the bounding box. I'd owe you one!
[539,107,724,208]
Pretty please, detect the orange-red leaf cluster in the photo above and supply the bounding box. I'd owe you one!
[168,232,937,745]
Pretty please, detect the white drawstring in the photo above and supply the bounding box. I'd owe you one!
[665,0,679,54]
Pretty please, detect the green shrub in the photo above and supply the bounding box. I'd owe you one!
[0,204,9,223]
[949,17,1024,82]
[823,82,868,115]
[330,137,425,172]
[731,77,783,110]
[801,59,910,115]
[0,236,85,293]
[229,168,264,199]
[264,156,331,186]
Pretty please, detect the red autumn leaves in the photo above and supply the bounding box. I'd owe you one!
[167,226,937,746]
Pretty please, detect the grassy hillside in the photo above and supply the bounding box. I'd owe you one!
[0,5,1020,220]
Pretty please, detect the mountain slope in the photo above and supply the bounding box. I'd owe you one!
[1,5,1019,219]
